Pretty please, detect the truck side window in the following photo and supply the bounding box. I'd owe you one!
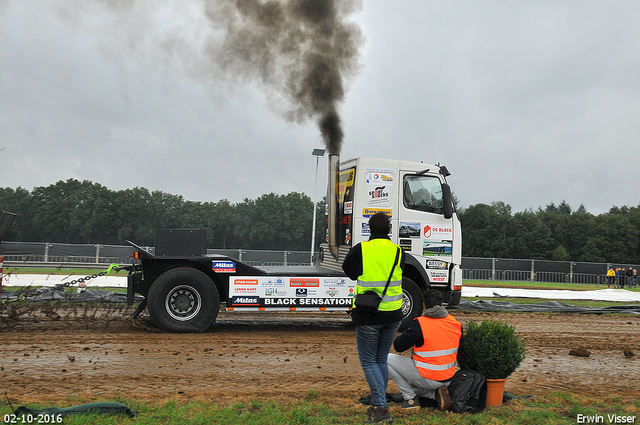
[403,175,444,214]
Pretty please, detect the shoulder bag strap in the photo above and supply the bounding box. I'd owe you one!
[381,247,401,298]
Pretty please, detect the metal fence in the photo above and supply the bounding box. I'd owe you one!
[1,242,639,286]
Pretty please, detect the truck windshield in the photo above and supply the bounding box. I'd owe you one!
[403,175,444,214]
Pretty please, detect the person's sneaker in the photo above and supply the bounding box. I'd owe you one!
[436,385,452,411]
[363,406,393,423]
[400,397,420,410]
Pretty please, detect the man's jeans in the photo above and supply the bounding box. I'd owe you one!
[388,353,448,400]
[355,321,402,408]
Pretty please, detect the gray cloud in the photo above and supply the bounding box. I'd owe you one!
[1,0,639,214]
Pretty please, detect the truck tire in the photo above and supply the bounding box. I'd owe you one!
[147,267,219,333]
[399,277,423,331]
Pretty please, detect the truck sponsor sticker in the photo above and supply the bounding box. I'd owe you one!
[399,222,421,238]
[213,261,236,273]
[427,270,449,282]
[422,224,453,257]
[423,240,452,257]
[230,296,260,306]
[265,288,287,297]
[344,201,353,214]
[427,260,448,269]
[423,224,452,239]
[233,279,258,285]
[365,168,395,185]
[322,277,349,287]
[229,276,356,307]
[263,298,352,306]
[361,222,393,238]
[265,277,286,286]
[290,278,319,287]
[367,186,391,206]
[362,208,392,218]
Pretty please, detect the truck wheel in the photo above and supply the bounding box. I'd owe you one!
[399,277,423,331]
[147,268,219,333]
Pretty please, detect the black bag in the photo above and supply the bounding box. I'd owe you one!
[354,247,401,313]
[447,369,487,413]
[354,291,382,312]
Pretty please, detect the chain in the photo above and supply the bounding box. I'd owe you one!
[3,264,122,303]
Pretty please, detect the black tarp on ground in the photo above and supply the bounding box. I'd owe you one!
[451,299,640,314]
[13,402,137,418]
[1,288,143,303]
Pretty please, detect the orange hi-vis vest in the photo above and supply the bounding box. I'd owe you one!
[412,315,462,381]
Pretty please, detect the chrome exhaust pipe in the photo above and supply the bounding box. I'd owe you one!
[327,154,340,260]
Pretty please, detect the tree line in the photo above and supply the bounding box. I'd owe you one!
[1,179,639,263]
[458,201,640,264]
[0,179,323,251]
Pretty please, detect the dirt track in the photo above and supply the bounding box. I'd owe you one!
[1,308,639,404]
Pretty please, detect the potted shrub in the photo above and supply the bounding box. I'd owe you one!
[457,319,526,406]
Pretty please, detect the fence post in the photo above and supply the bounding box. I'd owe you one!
[0,256,3,293]
[569,262,574,284]
[531,259,535,282]
[95,244,101,264]
[491,258,496,281]
[44,243,50,262]
[284,251,288,266]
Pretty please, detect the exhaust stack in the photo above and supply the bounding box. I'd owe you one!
[327,154,340,260]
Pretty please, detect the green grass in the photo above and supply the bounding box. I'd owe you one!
[1,392,637,425]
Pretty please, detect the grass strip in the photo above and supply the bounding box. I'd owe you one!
[1,392,638,425]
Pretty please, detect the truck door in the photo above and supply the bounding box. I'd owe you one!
[398,171,454,284]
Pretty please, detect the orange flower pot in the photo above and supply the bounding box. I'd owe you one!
[485,378,507,407]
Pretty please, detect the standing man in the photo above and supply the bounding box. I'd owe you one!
[342,212,404,424]
[388,289,462,411]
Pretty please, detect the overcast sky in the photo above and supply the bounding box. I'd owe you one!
[1,0,639,215]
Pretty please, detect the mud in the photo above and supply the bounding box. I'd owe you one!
[1,307,639,404]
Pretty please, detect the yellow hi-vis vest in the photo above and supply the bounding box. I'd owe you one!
[354,239,403,311]
[412,315,462,381]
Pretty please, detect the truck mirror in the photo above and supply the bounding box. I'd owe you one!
[441,184,453,219]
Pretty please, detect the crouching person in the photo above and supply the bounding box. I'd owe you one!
[388,289,463,411]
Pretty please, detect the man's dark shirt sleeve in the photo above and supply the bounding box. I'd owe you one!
[341,243,363,280]
[393,319,424,352]
[393,317,465,353]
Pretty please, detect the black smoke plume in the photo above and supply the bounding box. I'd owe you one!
[204,0,364,154]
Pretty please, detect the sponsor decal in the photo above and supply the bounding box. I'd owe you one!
[344,201,353,214]
[399,239,413,251]
[423,224,453,239]
[265,277,286,286]
[423,224,453,257]
[213,261,236,273]
[362,208,392,218]
[290,278,319,287]
[365,172,394,185]
[265,288,287,297]
[296,288,308,297]
[323,277,349,287]
[263,298,352,306]
[367,186,390,206]
[428,271,448,282]
[362,222,393,238]
[326,289,339,297]
[233,287,257,294]
[427,260,448,269]
[423,240,452,256]
[233,279,258,286]
[399,222,421,238]
[230,296,259,306]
